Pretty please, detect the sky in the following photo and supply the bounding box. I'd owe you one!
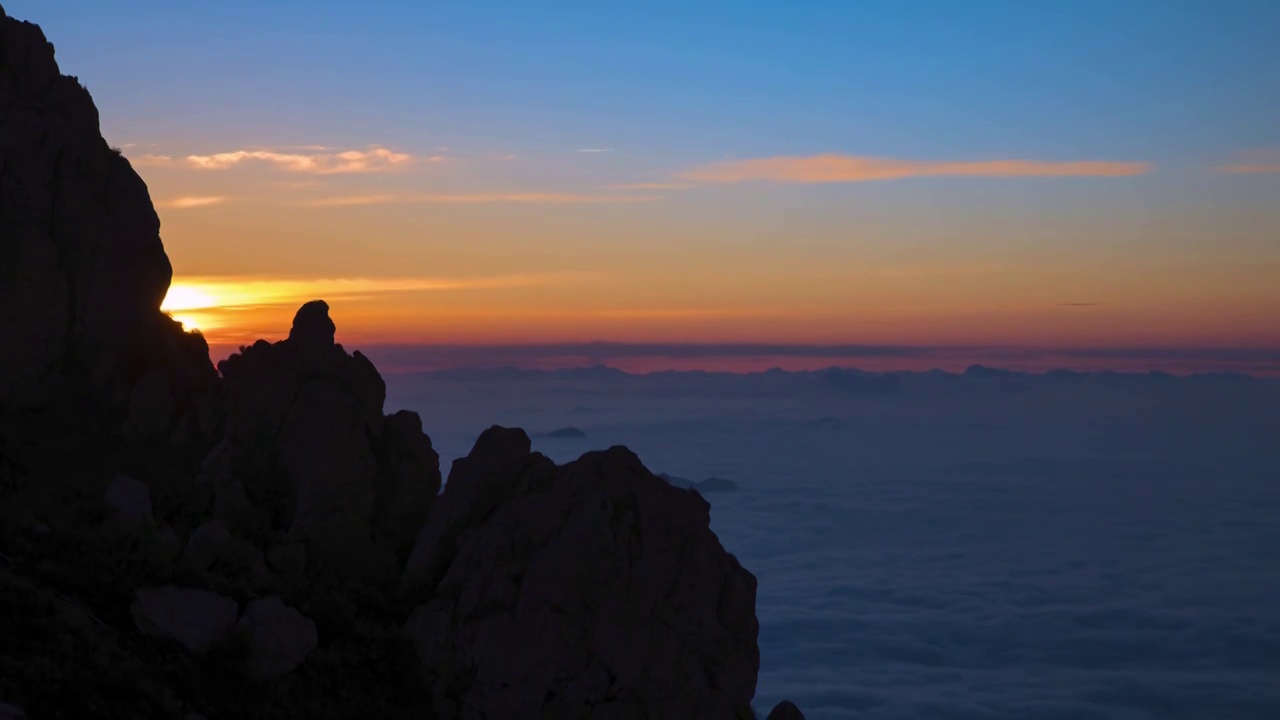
[10,0,1280,371]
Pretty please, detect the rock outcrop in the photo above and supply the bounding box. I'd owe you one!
[767,700,806,720]
[0,6,765,719]
[403,430,760,719]
[215,300,442,572]
[0,5,218,429]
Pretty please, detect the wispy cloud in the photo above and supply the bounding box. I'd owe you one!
[1214,148,1280,174]
[296,192,659,207]
[184,146,415,174]
[159,196,229,209]
[1059,302,1101,307]
[608,182,697,191]
[679,153,1154,183]
[132,154,174,166]
[576,148,615,154]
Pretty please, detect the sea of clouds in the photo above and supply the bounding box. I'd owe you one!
[383,367,1280,719]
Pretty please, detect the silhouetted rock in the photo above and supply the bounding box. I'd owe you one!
[0,7,218,425]
[403,443,759,719]
[0,7,767,717]
[697,476,739,493]
[217,301,441,571]
[237,596,318,679]
[767,700,806,720]
[131,586,239,655]
[540,426,587,439]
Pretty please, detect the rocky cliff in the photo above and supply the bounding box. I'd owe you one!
[0,6,782,719]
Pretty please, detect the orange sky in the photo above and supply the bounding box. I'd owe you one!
[147,147,1279,359]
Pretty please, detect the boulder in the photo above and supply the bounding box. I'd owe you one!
[132,586,238,655]
[104,473,152,525]
[403,442,759,719]
[237,596,318,679]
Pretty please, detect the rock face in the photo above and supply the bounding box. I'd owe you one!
[131,586,239,655]
[237,596,318,680]
[403,431,760,719]
[0,7,218,423]
[216,301,441,568]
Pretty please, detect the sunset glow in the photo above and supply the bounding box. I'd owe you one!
[20,0,1274,374]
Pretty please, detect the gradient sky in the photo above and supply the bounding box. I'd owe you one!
[10,1,1280,369]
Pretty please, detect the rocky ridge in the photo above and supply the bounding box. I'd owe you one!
[0,6,806,719]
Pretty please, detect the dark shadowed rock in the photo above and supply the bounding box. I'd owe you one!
[104,473,153,525]
[216,302,440,572]
[403,443,759,719]
[767,700,806,720]
[287,300,336,354]
[237,596,318,679]
[0,8,218,422]
[132,586,238,655]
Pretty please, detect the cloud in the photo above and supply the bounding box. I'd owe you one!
[1214,149,1280,174]
[185,145,415,174]
[159,196,229,209]
[296,192,659,207]
[1059,302,1100,307]
[678,153,1153,184]
[608,182,697,191]
[132,154,174,166]
[576,148,615,153]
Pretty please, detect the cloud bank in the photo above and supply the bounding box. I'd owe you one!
[183,146,415,174]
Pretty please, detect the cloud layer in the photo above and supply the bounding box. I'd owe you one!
[679,154,1153,183]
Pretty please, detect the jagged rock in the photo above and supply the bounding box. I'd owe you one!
[104,473,153,525]
[375,410,442,549]
[767,700,805,720]
[659,472,696,489]
[237,596,318,679]
[0,7,218,420]
[127,368,174,437]
[132,586,239,655]
[217,302,439,571]
[181,520,270,588]
[403,441,759,719]
[288,300,336,354]
[401,425,534,594]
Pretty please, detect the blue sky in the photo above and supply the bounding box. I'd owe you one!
[14,0,1278,161]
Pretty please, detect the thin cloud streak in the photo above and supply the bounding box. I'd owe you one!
[295,192,660,207]
[184,146,414,174]
[576,148,615,153]
[679,153,1154,183]
[608,182,697,191]
[159,196,229,209]
[1214,148,1280,174]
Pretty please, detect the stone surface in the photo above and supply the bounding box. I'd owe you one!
[131,586,238,655]
[0,8,218,417]
[403,441,759,719]
[237,596,318,679]
[104,474,152,524]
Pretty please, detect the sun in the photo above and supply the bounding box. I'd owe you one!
[161,284,218,312]
[169,313,203,332]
